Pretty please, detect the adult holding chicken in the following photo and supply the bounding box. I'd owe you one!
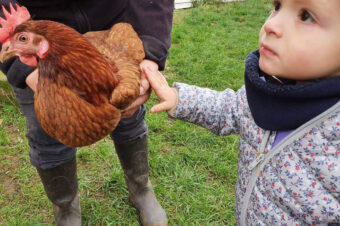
[0,0,174,225]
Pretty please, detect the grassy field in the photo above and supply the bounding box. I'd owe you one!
[0,1,271,225]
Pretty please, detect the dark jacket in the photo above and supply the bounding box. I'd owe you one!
[0,0,174,88]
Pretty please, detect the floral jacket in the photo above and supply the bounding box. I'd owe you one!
[170,82,340,225]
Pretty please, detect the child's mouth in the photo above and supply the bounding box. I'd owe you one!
[260,44,277,57]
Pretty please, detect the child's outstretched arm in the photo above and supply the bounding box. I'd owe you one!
[143,67,178,113]
[145,66,246,136]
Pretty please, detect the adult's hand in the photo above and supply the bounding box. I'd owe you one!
[121,59,157,118]
[25,69,39,92]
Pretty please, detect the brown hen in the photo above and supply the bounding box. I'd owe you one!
[0,4,144,147]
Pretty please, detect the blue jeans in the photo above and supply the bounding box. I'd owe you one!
[12,86,148,170]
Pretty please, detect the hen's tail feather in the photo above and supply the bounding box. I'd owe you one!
[84,23,145,63]
[84,23,145,110]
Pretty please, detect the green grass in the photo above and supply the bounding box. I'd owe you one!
[0,1,272,225]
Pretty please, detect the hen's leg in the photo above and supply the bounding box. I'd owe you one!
[111,106,168,226]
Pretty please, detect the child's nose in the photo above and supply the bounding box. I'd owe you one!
[263,13,283,38]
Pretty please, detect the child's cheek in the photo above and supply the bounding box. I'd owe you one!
[258,55,273,76]
[258,26,265,48]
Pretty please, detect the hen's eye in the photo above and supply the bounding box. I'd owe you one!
[300,10,315,23]
[18,34,29,42]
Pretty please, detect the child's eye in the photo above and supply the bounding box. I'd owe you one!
[273,0,281,11]
[300,10,315,23]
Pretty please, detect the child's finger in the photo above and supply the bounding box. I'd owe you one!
[143,67,166,90]
[150,101,172,113]
[143,67,155,80]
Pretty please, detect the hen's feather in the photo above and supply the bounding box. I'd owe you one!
[35,75,121,147]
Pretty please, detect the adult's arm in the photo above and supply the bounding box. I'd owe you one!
[126,0,174,70]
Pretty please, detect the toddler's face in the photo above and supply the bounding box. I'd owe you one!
[258,0,340,80]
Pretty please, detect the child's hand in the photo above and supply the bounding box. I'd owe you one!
[143,67,178,113]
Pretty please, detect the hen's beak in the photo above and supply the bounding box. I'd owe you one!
[0,42,17,63]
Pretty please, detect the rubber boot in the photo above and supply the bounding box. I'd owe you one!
[114,136,168,226]
[36,158,81,226]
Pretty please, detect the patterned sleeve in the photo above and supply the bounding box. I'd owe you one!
[169,82,248,136]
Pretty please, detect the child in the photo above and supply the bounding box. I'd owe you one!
[144,0,340,225]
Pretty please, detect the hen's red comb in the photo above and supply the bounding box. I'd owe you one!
[0,3,30,43]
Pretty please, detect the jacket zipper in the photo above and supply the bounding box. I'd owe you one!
[240,130,271,226]
[239,101,340,226]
